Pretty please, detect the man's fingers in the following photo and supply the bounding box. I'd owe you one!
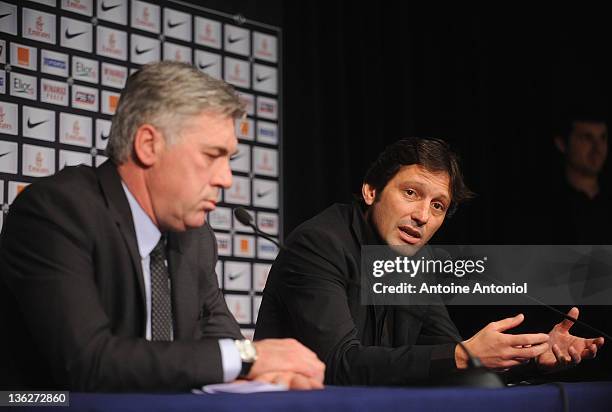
[508,341,549,359]
[507,333,549,347]
[568,346,581,364]
[492,314,525,332]
[552,344,571,365]
[559,307,579,331]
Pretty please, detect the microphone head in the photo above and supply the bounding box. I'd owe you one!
[234,207,254,226]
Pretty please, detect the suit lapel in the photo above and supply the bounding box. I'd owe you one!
[95,161,147,317]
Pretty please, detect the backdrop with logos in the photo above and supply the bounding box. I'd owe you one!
[0,0,282,338]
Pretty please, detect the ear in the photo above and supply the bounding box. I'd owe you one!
[554,136,566,154]
[362,183,376,206]
[133,124,164,167]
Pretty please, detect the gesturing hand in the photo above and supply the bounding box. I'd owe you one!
[536,307,605,372]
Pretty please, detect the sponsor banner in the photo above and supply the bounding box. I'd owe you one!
[71,84,99,111]
[0,180,3,203]
[60,16,92,52]
[95,118,111,150]
[97,0,127,25]
[253,296,262,323]
[28,0,57,6]
[256,96,278,120]
[59,149,92,169]
[253,263,271,292]
[237,92,254,116]
[95,154,107,166]
[60,112,92,147]
[215,231,232,256]
[0,2,17,35]
[233,234,255,258]
[208,206,231,230]
[101,62,127,89]
[235,117,254,141]
[253,32,277,63]
[163,42,192,64]
[253,147,278,177]
[233,208,254,233]
[257,237,279,260]
[225,294,251,324]
[72,55,99,84]
[22,7,56,44]
[253,64,277,95]
[163,7,191,42]
[130,34,160,65]
[224,175,250,206]
[230,143,251,173]
[224,261,251,291]
[41,49,69,77]
[61,0,93,16]
[101,90,120,115]
[97,26,128,61]
[131,0,160,34]
[224,24,250,56]
[10,72,37,101]
[40,78,69,106]
[0,140,18,174]
[194,49,221,79]
[224,57,250,89]
[8,181,30,204]
[256,120,278,145]
[10,43,37,71]
[256,211,279,236]
[252,178,278,209]
[0,101,18,135]
[194,16,221,49]
[0,39,5,64]
[22,144,55,177]
[0,69,4,94]
[23,106,55,141]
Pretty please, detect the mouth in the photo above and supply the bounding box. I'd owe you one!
[203,199,217,211]
[397,225,422,245]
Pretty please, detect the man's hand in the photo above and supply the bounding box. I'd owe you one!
[252,371,324,390]
[458,314,549,370]
[536,307,605,372]
[248,339,325,385]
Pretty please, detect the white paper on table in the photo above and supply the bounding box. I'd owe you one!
[194,381,289,394]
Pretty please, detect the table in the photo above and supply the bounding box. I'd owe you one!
[28,382,612,412]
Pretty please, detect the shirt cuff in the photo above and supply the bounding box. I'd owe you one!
[218,339,241,382]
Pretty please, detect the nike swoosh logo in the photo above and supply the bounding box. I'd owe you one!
[256,189,273,198]
[198,61,216,70]
[0,13,12,19]
[135,46,153,55]
[228,272,245,281]
[228,36,243,44]
[100,132,109,141]
[256,75,272,83]
[100,2,121,12]
[65,29,87,39]
[27,118,49,129]
[0,152,12,158]
[167,20,186,29]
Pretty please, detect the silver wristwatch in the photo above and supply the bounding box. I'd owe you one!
[235,339,258,378]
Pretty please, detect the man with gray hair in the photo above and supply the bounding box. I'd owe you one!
[0,62,324,391]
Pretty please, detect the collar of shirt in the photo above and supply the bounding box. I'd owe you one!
[121,181,161,258]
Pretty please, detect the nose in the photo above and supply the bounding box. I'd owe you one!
[411,200,430,226]
[213,159,233,189]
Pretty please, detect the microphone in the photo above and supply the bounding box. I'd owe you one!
[233,207,281,248]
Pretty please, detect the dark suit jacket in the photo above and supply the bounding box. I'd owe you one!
[0,161,242,391]
[255,202,461,385]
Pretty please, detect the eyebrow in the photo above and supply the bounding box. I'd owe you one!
[400,180,451,203]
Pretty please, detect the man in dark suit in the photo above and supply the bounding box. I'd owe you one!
[0,62,324,391]
[255,138,604,385]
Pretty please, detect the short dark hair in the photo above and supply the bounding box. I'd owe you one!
[363,137,474,216]
[555,109,608,142]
